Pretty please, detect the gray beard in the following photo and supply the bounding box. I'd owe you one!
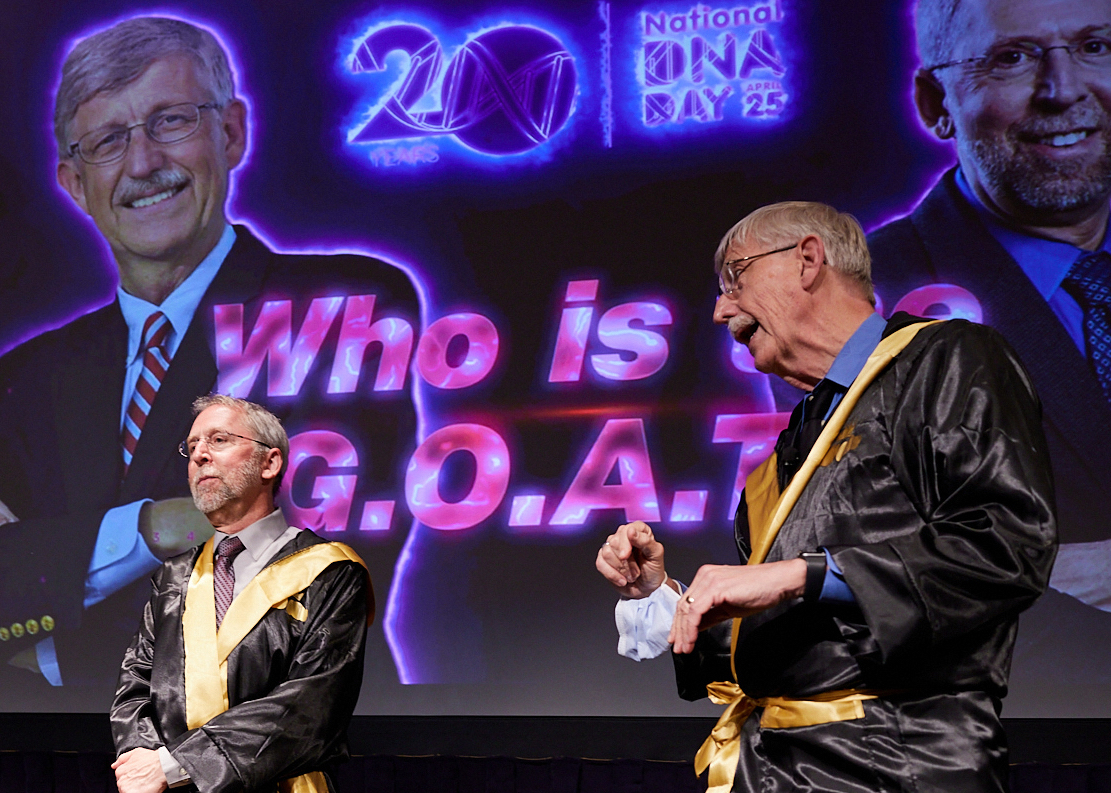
[970,137,1111,213]
[964,104,1111,214]
[191,454,262,516]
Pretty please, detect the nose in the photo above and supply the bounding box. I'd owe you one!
[1033,47,1088,109]
[123,126,168,177]
[190,438,213,465]
[713,293,738,325]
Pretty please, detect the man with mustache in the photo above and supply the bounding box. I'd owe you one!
[111,394,370,793]
[867,0,1111,704]
[598,201,1056,792]
[0,17,419,702]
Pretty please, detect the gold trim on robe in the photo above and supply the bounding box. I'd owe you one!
[697,321,940,793]
[183,537,370,793]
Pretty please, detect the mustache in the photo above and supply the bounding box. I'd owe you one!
[728,313,757,340]
[113,166,189,206]
[191,466,222,487]
[1014,102,1108,137]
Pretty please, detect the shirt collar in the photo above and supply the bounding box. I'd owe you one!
[118,224,237,362]
[214,508,290,563]
[821,312,887,389]
[955,168,1111,299]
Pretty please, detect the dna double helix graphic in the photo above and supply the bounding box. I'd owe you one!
[350,24,578,156]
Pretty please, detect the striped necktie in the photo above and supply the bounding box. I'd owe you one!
[121,311,172,472]
[1062,251,1111,402]
[214,535,246,629]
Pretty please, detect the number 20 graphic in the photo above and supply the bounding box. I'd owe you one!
[348,23,578,155]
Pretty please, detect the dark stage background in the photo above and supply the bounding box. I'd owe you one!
[1,0,1110,727]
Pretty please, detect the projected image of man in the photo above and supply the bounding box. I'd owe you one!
[867,0,1111,699]
[0,17,419,702]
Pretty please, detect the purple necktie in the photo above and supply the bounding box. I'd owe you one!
[1062,251,1111,402]
[214,536,245,629]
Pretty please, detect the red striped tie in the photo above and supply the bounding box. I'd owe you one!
[121,311,172,472]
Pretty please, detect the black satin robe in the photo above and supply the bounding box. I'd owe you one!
[676,319,1058,792]
[111,530,369,792]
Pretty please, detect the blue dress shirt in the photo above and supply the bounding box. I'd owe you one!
[37,225,236,685]
[806,312,888,603]
[614,313,891,659]
[955,168,1111,354]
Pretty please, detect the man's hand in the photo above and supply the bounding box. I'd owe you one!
[668,559,807,654]
[112,748,168,793]
[596,521,673,599]
[139,498,214,559]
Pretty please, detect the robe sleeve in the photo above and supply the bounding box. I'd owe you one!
[111,564,169,754]
[829,322,1057,663]
[672,619,735,701]
[166,560,368,792]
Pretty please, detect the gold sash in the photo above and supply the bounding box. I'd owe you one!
[696,321,938,793]
[183,537,370,793]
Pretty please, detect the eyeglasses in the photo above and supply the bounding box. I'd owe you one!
[179,431,271,458]
[927,37,1111,81]
[718,242,799,296]
[67,102,221,165]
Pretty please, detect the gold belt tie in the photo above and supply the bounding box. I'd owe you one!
[694,681,880,793]
[277,771,328,793]
[694,323,940,792]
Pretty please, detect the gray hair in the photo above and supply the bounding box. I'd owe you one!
[54,17,235,157]
[192,394,289,494]
[714,201,875,305]
[915,0,965,69]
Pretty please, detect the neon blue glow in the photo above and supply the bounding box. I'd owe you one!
[624,0,796,136]
[227,223,434,686]
[23,3,1000,697]
[599,1,614,147]
[338,12,588,169]
[20,10,258,358]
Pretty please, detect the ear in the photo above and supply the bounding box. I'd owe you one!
[797,234,825,290]
[914,69,955,140]
[221,99,248,170]
[56,159,91,215]
[260,447,283,485]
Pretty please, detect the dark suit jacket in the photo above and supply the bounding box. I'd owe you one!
[112,529,368,792]
[868,171,1111,705]
[0,226,418,706]
[868,168,1111,546]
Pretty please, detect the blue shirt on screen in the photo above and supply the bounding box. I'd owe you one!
[955,168,1111,355]
[87,223,236,609]
[38,225,237,687]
